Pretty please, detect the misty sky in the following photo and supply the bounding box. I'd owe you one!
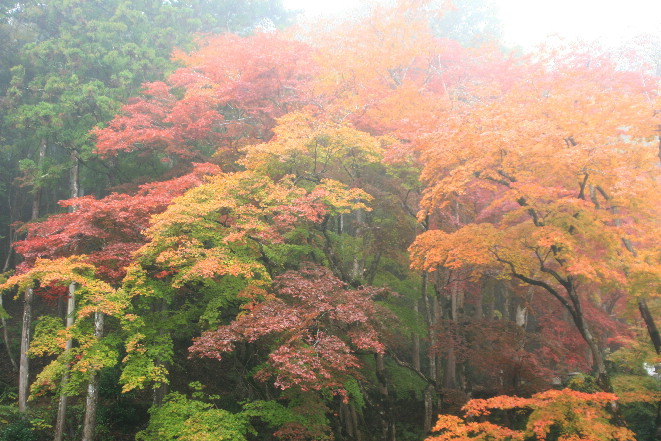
[284,0,661,48]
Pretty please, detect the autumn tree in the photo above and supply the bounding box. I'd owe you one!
[0,1,293,423]
[190,264,388,439]
[426,389,636,440]
[114,167,375,436]
[410,45,661,392]
[2,164,218,438]
[93,32,317,169]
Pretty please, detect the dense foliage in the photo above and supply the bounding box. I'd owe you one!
[0,1,659,440]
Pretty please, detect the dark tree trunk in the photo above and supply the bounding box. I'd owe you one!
[376,353,396,441]
[639,299,661,355]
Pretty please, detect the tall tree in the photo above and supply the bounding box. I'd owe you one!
[410,46,661,392]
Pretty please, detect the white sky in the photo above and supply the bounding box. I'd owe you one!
[284,0,661,48]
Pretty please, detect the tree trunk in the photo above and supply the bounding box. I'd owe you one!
[638,298,661,439]
[376,353,396,441]
[444,284,459,389]
[423,385,433,434]
[68,150,80,208]
[572,297,610,391]
[54,283,76,441]
[18,287,33,412]
[30,138,46,220]
[18,138,47,412]
[413,298,421,372]
[54,151,81,438]
[351,209,365,283]
[2,187,15,272]
[420,272,436,433]
[82,311,104,441]
[349,403,361,441]
[639,299,661,355]
[1,293,18,372]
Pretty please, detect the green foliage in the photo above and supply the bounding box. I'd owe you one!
[620,401,658,441]
[198,276,247,328]
[0,421,37,441]
[609,338,658,376]
[379,301,426,337]
[566,374,602,393]
[343,378,366,412]
[28,315,64,357]
[243,394,333,440]
[0,406,40,441]
[386,359,428,401]
[242,400,299,429]
[136,392,253,441]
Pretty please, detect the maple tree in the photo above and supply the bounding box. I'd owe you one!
[15,163,220,282]
[426,388,636,441]
[1,2,660,440]
[1,164,219,439]
[93,32,317,167]
[409,44,661,392]
[117,168,371,399]
[190,264,386,393]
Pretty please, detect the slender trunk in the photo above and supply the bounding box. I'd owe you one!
[486,281,495,320]
[54,152,81,438]
[502,283,510,321]
[2,187,15,272]
[571,292,610,391]
[423,385,433,434]
[433,290,442,384]
[515,304,528,328]
[444,345,457,389]
[68,150,80,208]
[349,403,361,441]
[639,299,661,355]
[365,251,381,286]
[1,293,18,372]
[420,272,435,433]
[351,209,365,283]
[81,311,104,441]
[375,353,396,441]
[18,287,33,412]
[444,284,458,389]
[656,403,661,441]
[473,285,482,320]
[18,138,47,412]
[413,298,421,372]
[31,139,46,220]
[54,284,76,441]
[638,298,661,439]
[340,402,353,439]
[557,280,611,391]
[152,298,169,407]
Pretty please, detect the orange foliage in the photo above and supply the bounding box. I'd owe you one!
[410,42,661,318]
[427,389,635,441]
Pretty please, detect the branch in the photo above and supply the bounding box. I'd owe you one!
[320,215,351,283]
[386,350,436,387]
[578,173,589,200]
[473,170,544,226]
[494,252,579,324]
[496,169,517,183]
[516,197,544,227]
[474,171,511,188]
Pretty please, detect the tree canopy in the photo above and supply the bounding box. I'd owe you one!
[0,1,659,440]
